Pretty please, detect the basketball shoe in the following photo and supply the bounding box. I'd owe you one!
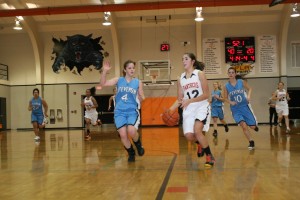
[204,154,215,168]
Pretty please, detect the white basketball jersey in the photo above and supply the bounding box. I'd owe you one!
[180,69,208,109]
[276,89,288,107]
[84,97,96,112]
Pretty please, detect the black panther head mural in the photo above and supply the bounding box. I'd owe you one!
[51,34,107,74]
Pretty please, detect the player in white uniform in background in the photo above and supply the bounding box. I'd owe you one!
[108,87,116,111]
[81,87,101,140]
[272,82,291,133]
[172,53,214,167]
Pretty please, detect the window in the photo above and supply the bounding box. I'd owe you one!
[0,64,8,81]
[291,42,300,68]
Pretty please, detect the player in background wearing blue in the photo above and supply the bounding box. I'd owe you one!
[223,67,258,150]
[210,81,229,138]
[28,88,48,142]
[100,60,145,162]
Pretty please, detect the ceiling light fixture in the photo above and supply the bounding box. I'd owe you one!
[291,3,300,18]
[195,7,204,22]
[13,18,22,30]
[102,12,111,26]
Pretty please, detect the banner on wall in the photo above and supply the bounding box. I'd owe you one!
[258,35,277,73]
[51,34,108,75]
[226,63,255,76]
[203,38,222,75]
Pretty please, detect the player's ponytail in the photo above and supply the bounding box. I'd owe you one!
[216,82,222,90]
[194,61,205,71]
[185,53,205,71]
[88,87,96,96]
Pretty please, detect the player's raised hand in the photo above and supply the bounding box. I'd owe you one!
[102,60,111,72]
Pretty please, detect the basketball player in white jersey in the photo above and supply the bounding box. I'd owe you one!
[108,87,116,111]
[81,87,101,140]
[172,53,214,167]
[272,82,291,133]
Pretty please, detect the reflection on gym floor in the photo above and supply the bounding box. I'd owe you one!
[0,125,300,199]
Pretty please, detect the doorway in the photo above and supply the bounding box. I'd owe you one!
[81,95,114,126]
[0,98,6,131]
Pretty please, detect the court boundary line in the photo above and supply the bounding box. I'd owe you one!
[155,153,177,200]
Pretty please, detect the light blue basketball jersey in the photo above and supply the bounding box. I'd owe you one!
[211,90,223,107]
[225,79,248,108]
[31,97,43,115]
[115,77,139,111]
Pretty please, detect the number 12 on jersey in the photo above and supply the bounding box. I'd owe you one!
[187,90,199,99]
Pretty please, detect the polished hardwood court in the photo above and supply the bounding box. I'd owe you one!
[0,124,300,200]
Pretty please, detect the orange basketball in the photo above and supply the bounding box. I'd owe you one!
[162,109,179,126]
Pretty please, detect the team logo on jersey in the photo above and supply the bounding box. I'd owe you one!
[182,82,199,90]
[228,89,245,97]
[118,87,137,95]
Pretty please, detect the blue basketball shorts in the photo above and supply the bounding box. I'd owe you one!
[211,106,224,120]
[231,104,257,126]
[31,113,44,125]
[114,109,140,130]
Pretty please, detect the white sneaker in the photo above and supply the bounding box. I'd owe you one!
[286,127,291,133]
[34,136,40,141]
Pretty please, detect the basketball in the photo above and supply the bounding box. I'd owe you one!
[162,109,179,126]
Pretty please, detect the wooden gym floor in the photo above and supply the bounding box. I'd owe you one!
[0,124,300,200]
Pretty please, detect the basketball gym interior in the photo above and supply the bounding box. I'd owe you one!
[0,0,300,199]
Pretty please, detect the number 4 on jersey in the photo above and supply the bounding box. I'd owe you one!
[121,94,128,102]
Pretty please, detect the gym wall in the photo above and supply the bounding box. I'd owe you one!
[0,9,299,129]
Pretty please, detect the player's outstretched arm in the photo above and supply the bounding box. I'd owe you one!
[169,100,180,111]
[100,60,119,87]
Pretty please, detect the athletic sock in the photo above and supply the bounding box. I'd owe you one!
[203,146,212,155]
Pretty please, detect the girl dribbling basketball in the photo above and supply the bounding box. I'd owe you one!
[173,53,215,168]
[100,60,145,162]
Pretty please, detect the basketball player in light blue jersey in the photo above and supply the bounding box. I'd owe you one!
[223,67,258,150]
[28,88,48,142]
[100,60,145,162]
[210,81,229,138]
